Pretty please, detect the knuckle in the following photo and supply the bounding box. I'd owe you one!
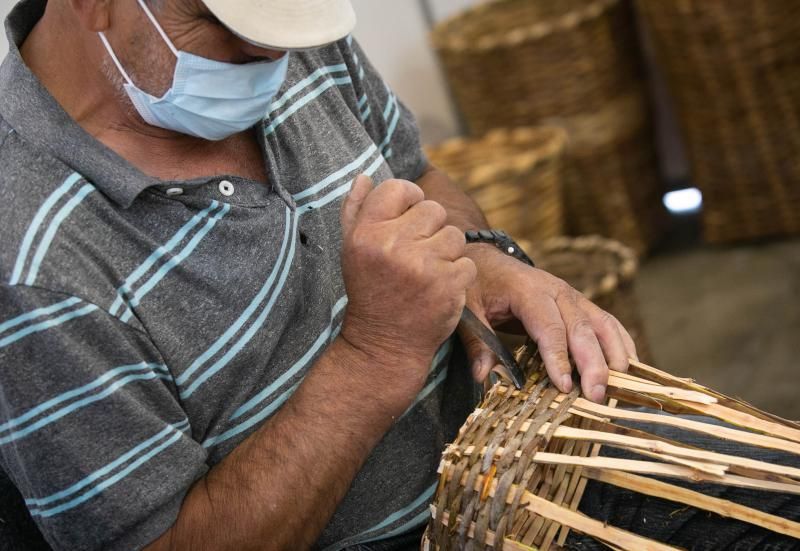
[568,317,594,337]
[540,321,567,343]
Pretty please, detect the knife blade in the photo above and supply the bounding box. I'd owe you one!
[459,306,525,389]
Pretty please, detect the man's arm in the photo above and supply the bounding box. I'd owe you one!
[145,175,476,551]
[415,165,638,402]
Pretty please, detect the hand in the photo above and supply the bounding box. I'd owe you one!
[461,245,638,403]
[338,175,477,409]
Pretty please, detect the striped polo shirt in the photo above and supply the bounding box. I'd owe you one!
[0,1,476,549]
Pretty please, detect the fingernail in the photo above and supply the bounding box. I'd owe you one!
[590,384,606,403]
[559,374,572,392]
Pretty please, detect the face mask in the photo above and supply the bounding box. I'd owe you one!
[99,0,289,141]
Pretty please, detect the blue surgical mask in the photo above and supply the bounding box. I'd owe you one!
[99,0,289,141]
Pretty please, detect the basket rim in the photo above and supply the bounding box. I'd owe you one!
[431,0,618,53]
[526,235,639,300]
[426,126,567,188]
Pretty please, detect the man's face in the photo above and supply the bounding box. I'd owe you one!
[103,0,283,97]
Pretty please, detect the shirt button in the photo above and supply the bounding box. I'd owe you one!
[218,180,235,197]
[165,187,184,196]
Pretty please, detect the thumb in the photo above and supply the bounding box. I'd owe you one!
[457,307,497,382]
[340,174,373,235]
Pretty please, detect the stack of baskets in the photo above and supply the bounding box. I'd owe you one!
[425,127,567,243]
[638,1,800,243]
[431,0,666,255]
[523,236,651,363]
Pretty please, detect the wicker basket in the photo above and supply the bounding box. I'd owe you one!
[638,1,800,243]
[431,0,666,255]
[426,127,567,243]
[423,351,800,550]
[522,236,651,364]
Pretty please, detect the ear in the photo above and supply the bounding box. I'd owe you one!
[67,0,113,32]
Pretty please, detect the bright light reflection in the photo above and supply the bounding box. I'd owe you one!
[663,187,702,213]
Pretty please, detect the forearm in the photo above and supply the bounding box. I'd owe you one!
[147,338,411,551]
[416,165,488,232]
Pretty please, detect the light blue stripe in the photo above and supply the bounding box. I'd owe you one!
[0,362,165,434]
[265,76,352,135]
[323,483,437,551]
[180,213,299,398]
[9,173,82,285]
[32,430,184,517]
[25,421,187,508]
[203,381,300,449]
[382,93,396,121]
[176,208,292,386]
[292,145,376,202]
[358,66,365,80]
[120,202,230,322]
[358,508,430,547]
[299,155,384,213]
[360,105,371,122]
[0,304,97,350]
[109,202,220,316]
[0,297,81,336]
[268,64,348,114]
[25,183,95,286]
[230,295,348,420]
[357,94,368,108]
[346,34,353,46]
[0,368,170,445]
[379,105,401,153]
[385,148,393,159]
[399,365,448,421]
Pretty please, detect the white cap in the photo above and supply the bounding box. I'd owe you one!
[203,0,357,50]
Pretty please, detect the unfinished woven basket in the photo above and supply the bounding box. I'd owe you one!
[423,348,800,550]
[638,0,800,243]
[426,127,567,243]
[521,236,651,364]
[431,0,666,254]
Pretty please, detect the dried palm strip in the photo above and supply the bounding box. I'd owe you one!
[433,470,681,551]
[674,400,800,444]
[427,508,536,551]
[628,360,800,430]
[557,397,800,455]
[525,454,800,494]
[582,468,800,539]
[462,419,800,480]
[606,374,718,404]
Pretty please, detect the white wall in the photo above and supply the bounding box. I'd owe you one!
[0,0,17,59]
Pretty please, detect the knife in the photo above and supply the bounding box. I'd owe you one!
[459,306,525,389]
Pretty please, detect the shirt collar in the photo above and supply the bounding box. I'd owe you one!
[0,0,160,208]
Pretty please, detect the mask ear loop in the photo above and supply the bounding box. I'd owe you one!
[98,32,136,86]
[136,0,180,58]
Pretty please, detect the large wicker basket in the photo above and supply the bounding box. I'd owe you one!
[638,1,800,243]
[423,351,800,550]
[431,0,666,255]
[426,127,567,243]
[523,236,651,364]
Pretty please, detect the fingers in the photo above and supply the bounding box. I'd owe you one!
[581,300,631,373]
[358,178,425,223]
[451,256,477,290]
[516,297,573,394]
[340,174,374,235]
[617,318,639,362]
[399,200,448,238]
[554,289,608,403]
[425,225,466,261]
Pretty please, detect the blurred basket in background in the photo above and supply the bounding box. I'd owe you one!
[431,0,666,255]
[638,1,800,243]
[426,126,567,243]
[522,235,651,363]
[422,348,800,550]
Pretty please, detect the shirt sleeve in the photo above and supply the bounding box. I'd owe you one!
[0,284,208,551]
[340,36,430,182]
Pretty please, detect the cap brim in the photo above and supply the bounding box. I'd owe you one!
[203,0,356,50]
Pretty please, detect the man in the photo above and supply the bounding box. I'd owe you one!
[3,1,790,551]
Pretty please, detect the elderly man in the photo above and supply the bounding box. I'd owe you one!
[1,1,795,550]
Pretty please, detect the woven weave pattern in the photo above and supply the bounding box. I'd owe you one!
[639,0,800,243]
[424,348,800,550]
[431,0,665,254]
[426,127,566,243]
